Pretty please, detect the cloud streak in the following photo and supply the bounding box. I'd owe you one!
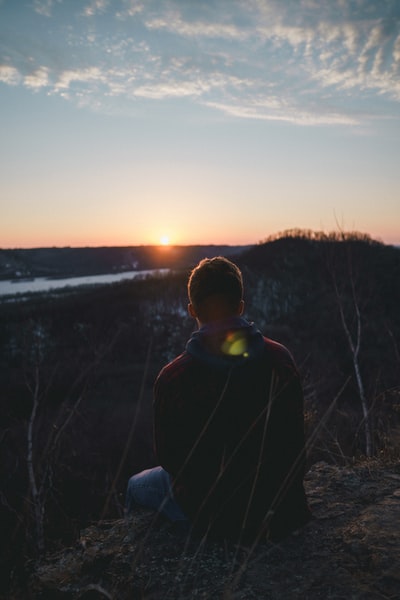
[0,0,399,125]
[24,67,50,89]
[0,65,21,85]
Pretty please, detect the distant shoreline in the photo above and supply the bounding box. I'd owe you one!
[0,245,251,283]
[0,269,170,299]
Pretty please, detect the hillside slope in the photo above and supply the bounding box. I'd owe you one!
[22,460,400,600]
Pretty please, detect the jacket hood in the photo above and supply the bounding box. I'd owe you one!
[186,317,265,369]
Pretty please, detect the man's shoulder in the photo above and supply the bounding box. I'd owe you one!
[156,351,194,386]
[262,336,298,373]
[263,336,293,359]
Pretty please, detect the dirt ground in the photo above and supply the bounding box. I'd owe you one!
[16,460,400,599]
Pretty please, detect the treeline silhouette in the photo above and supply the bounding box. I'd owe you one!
[0,244,249,279]
[1,231,399,593]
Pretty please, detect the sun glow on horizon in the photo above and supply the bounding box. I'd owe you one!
[160,235,170,246]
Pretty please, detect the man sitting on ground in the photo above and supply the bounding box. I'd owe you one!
[126,256,311,543]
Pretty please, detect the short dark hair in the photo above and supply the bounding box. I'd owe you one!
[188,256,243,319]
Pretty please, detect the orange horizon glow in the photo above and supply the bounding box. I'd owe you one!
[0,229,261,249]
[0,239,256,250]
[1,226,399,250]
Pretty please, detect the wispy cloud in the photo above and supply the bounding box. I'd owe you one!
[205,100,360,126]
[82,0,109,17]
[0,0,399,125]
[33,0,57,18]
[115,1,144,19]
[144,13,248,41]
[55,66,106,90]
[24,67,49,89]
[0,65,21,85]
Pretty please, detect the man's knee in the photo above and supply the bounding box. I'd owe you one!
[125,466,169,513]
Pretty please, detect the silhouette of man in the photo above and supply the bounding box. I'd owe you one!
[126,256,311,543]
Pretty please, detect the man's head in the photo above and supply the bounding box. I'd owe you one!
[187,256,244,324]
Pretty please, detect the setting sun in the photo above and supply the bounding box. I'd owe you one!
[160,235,170,246]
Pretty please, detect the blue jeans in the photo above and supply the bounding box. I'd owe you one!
[126,466,188,523]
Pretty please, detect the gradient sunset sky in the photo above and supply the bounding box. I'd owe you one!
[1,0,399,248]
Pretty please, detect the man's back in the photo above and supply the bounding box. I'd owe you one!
[154,317,311,543]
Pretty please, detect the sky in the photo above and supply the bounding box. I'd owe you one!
[1,0,399,248]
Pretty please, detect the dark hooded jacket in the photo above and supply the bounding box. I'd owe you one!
[153,317,311,543]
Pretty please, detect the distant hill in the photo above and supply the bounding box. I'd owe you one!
[234,230,400,460]
[0,245,252,280]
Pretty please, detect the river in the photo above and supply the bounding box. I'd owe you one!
[0,269,169,298]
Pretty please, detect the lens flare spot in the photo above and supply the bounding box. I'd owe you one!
[221,331,248,356]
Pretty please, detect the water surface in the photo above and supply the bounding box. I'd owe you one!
[0,269,168,297]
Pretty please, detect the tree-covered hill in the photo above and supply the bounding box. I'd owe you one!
[238,230,400,461]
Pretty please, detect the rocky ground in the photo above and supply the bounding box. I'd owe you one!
[11,460,400,599]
